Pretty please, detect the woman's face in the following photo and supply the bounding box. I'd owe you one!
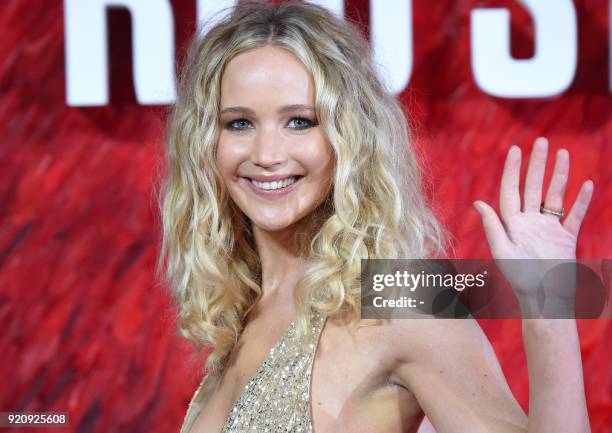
[216,46,334,233]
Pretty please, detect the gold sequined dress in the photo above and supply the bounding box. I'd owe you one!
[180,309,327,433]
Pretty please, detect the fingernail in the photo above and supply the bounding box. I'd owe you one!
[535,136,548,147]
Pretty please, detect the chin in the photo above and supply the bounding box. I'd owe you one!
[248,211,307,232]
[250,220,294,232]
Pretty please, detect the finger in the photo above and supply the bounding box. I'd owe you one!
[499,145,522,223]
[523,137,548,213]
[473,200,511,257]
[563,180,594,238]
[543,148,570,215]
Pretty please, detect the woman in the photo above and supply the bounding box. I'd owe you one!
[157,2,594,432]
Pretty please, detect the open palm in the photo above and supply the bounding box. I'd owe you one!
[473,137,594,302]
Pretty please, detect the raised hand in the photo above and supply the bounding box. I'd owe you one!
[472,137,594,311]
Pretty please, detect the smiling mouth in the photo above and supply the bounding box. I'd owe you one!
[242,175,304,191]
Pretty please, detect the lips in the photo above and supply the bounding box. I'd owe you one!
[250,176,299,190]
[240,175,304,197]
[244,174,304,182]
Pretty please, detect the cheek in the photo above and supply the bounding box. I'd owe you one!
[301,142,335,196]
[300,135,334,169]
[312,143,335,178]
[215,138,238,177]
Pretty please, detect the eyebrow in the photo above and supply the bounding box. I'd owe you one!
[219,104,315,115]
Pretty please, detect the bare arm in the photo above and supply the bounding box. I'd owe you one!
[389,316,589,433]
[389,318,528,433]
[403,136,595,432]
[521,319,590,433]
[468,136,593,432]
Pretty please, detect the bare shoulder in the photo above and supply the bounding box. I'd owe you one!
[322,317,491,366]
[330,316,496,364]
[376,318,493,363]
[376,317,507,382]
[375,318,528,432]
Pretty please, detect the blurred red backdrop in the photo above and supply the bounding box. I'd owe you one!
[0,1,610,432]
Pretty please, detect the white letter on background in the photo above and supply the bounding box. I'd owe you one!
[471,0,577,98]
[370,0,413,95]
[65,0,176,106]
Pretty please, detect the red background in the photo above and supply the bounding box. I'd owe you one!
[0,1,610,432]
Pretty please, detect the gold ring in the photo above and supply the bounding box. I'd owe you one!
[540,202,564,218]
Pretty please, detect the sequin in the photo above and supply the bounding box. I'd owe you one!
[180,309,327,433]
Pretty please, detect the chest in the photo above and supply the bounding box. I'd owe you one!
[189,320,423,433]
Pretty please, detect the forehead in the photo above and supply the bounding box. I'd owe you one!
[220,46,315,107]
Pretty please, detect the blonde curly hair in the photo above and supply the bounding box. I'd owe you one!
[157,0,449,377]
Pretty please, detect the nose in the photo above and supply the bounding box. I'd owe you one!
[251,124,287,168]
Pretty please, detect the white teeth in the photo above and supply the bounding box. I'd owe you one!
[250,176,298,191]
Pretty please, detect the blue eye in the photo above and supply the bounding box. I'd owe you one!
[226,119,253,130]
[224,117,318,131]
[288,117,317,130]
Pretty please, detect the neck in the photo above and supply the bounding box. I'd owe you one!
[251,203,329,301]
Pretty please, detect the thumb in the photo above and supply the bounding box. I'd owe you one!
[473,200,509,256]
